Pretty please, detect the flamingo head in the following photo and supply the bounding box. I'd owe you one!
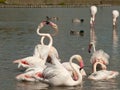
[88,43,93,53]
[75,55,84,70]
[49,22,58,36]
[77,55,86,76]
[112,10,119,26]
[88,41,94,53]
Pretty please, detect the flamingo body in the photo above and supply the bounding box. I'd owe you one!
[90,49,109,65]
[42,54,83,86]
[88,70,119,80]
[16,66,44,81]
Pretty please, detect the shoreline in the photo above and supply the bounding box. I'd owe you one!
[0,4,113,8]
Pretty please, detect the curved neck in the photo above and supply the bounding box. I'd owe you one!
[93,62,106,73]
[37,27,53,47]
[40,36,45,45]
[69,55,82,83]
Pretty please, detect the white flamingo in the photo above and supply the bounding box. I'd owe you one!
[16,66,44,82]
[13,21,59,70]
[88,43,119,80]
[88,61,119,80]
[40,54,84,86]
[112,10,119,28]
[15,35,61,81]
[90,5,97,27]
[15,21,60,81]
[13,34,53,69]
[88,42,109,72]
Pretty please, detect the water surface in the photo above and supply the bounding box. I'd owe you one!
[0,6,120,90]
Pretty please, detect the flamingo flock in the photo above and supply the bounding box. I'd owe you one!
[13,6,119,87]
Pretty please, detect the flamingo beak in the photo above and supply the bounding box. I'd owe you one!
[79,60,84,70]
[88,44,92,53]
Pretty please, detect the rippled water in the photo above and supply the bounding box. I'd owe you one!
[0,6,120,90]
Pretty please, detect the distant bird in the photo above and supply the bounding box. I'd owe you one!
[72,18,84,23]
[70,30,84,36]
[112,10,119,28]
[90,5,97,27]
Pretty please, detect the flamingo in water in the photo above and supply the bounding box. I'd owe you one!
[15,21,85,82]
[90,5,97,28]
[13,21,59,70]
[15,20,61,81]
[15,34,60,81]
[112,10,119,28]
[88,42,119,80]
[38,53,85,86]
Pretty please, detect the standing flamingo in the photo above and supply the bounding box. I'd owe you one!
[112,10,119,28]
[90,5,97,28]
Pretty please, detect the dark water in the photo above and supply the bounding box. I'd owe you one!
[0,6,120,90]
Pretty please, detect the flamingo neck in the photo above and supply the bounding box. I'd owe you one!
[40,36,45,45]
[92,43,96,52]
[69,55,82,83]
[37,27,53,47]
[93,61,106,73]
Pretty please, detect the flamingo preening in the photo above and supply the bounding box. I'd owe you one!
[40,54,84,86]
[88,33,119,81]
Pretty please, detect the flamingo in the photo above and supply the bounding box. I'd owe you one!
[13,34,53,69]
[13,20,59,70]
[88,43,119,80]
[15,21,60,81]
[15,34,62,81]
[112,10,119,28]
[39,54,84,86]
[90,5,97,28]
[88,61,119,80]
[16,66,44,82]
[88,41,109,72]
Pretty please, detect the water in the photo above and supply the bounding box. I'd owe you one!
[0,6,120,90]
